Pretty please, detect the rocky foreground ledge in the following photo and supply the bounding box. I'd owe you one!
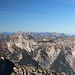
[0,56,66,75]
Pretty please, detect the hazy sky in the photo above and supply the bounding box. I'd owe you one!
[0,0,75,33]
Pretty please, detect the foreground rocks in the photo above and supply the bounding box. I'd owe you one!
[0,56,65,75]
[12,64,66,75]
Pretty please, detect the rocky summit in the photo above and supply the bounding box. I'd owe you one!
[0,32,75,75]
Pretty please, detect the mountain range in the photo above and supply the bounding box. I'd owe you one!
[0,32,75,75]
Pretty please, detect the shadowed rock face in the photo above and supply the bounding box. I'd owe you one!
[50,51,75,75]
[0,57,15,75]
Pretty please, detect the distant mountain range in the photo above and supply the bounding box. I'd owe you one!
[0,31,74,37]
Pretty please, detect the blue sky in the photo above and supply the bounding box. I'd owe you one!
[0,0,75,33]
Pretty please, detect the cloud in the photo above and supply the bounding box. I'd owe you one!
[0,12,21,17]
[25,13,66,18]
[0,14,17,17]
[59,5,75,16]
[59,5,69,12]
[0,11,66,19]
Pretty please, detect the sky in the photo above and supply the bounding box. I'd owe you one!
[0,0,75,33]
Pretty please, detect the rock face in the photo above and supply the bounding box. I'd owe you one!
[0,32,75,75]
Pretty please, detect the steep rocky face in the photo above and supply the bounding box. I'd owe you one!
[6,32,38,52]
[50,51,75,75]
[0,32,75,75]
